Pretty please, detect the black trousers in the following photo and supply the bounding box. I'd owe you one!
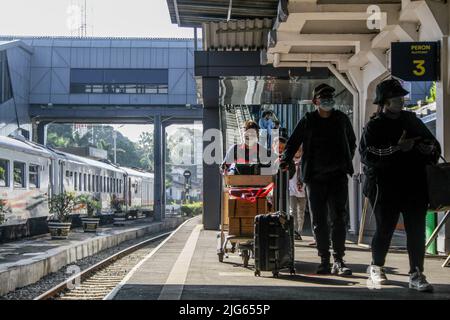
[369,194,427,273]
[306,174,348,260]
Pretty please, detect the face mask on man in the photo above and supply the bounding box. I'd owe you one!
[385,96,404,113]
[318,98,335,112]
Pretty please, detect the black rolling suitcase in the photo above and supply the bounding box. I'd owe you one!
[254,171,295,277]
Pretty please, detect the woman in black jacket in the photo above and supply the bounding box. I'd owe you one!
[359,79,441,292]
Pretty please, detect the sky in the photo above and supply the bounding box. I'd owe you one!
[0,0,201,142]
[111,123,203,143]
[0,0,195,38]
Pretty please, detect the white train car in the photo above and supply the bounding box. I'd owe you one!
[122,167,154,213]
[51,149,127,214]
[0,136,54,232]
[0,135,155,241]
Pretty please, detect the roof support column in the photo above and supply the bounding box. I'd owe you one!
[347,65,389,238]
[202,77,222,230]
[153,114,164,221]
[436,35,450,254]
[327,63,360,235]
[33,121,50,145]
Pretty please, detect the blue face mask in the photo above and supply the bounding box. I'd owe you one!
[319,98,335,111]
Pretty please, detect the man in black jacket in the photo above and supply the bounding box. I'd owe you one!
[281,83,357,275]
[360,79,440,292]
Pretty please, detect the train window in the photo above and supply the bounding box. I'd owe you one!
[74,172,78,190]
[88,174,91,191]
[66,170,70,177]
[84,173,87,191]
[0,159,9,187]
[119,180,122,193]
[92,175,95,192]
[29,164,40,188]
[79,173,82,191]
[113,178,116,193]
[103,176,106,193]
[13,162,25,188]
[96,175,99,192]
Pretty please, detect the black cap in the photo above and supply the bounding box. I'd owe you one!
[312,83,335,100]
[373,79,409,105]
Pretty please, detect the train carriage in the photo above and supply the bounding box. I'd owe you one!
[122,167,154,214]
[0,135,155,242]
[0,135,55,235]
[50,149,127,215]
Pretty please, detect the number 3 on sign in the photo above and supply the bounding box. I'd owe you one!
[413,60,426,76]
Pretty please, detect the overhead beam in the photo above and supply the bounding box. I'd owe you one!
[29,105,203,123]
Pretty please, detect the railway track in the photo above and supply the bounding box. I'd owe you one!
[34,231,172,300]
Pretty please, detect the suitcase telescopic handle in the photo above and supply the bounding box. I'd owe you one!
[278,167,290,219]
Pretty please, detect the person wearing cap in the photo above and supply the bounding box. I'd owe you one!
[280,83,357,275]
[359,78,441,292]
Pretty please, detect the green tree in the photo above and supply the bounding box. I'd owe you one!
[137,131,154,171]
[426,82,436,104]
[46,124,143,169]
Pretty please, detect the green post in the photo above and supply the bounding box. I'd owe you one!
[426,211,437,255]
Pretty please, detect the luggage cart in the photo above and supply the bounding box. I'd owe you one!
[217,175,274,267]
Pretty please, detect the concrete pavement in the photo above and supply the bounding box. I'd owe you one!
[112,215,450,300]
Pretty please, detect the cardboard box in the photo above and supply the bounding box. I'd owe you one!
[228,197,268,218]
[229,217,254,237]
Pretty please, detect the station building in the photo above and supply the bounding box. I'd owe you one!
[166,0,450,254]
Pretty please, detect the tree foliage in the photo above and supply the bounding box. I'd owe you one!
[47,124,151,170]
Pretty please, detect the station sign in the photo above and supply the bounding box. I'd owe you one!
[391,42,440,81]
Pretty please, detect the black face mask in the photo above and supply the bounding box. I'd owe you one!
[385,97,404,113]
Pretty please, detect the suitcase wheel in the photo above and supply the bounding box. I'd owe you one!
[254,270,261,277]
[272,271,279,278]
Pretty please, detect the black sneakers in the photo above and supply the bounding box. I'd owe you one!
[331,259,352,276]
[316,259,331,274]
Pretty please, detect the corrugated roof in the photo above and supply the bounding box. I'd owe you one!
[166,0,279,28]
[203,18,273,51]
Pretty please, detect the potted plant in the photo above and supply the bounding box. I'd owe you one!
[48,192,77,240]
[78,194,101,232]
[111,195,126,226]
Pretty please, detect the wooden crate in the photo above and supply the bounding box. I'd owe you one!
[229,217,254,237]
[224,175,273,187]
[228,197,268,218]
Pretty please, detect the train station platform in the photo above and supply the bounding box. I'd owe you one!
[0,216,185,295]
[110,216,450,300]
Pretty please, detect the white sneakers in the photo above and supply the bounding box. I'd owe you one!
[368,265,388,286]
[409,267,434,293]
[367,265,434,293]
